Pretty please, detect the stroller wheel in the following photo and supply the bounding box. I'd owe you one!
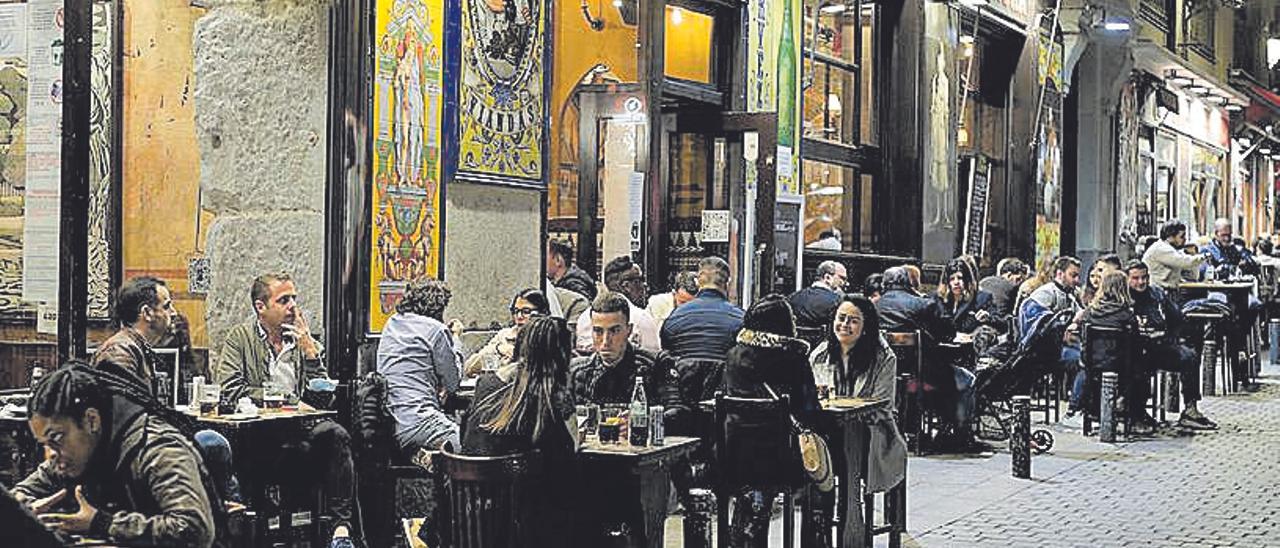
[1031,429,1054,454]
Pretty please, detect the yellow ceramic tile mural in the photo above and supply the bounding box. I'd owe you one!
[370,0,445,332]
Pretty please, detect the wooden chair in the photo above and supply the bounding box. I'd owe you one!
[435,448,544,548]
[1081,324,1135,436]
[713,392,802,548]
[885,331,936,455]
[862,459,907,548]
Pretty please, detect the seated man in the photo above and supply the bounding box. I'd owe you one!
[376,279,464,453]
[92,276,239,503]
[214,272,358,548]
[661,257,745,361]
[1202,218,1259,278]
[979,258,1028,321]
[1126,261,1218,430]
[788,260,847,346]
[1020,256,1087,425]
[13,365,216,547]
[570,292,682,414]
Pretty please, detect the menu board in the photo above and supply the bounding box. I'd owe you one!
[961,155,991,258]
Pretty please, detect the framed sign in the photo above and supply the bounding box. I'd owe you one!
[961,154,991,258]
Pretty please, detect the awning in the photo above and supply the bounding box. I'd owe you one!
[1229,70,1280,122]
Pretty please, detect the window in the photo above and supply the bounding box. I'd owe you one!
[800,0,881,253]
[1182,0,1216,62]
[801,1,877,146]
[1139,0,1171,35]
[955,24,1010,266]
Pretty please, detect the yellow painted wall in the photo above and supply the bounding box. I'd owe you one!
[122,1,213,348]
[549,0,640,218]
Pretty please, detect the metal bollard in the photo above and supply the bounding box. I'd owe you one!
[1162,370,1181,415]
[1099,372,1118,443]
[1269,319,1280,365]
[1010,395,1031,479]
[1201,339,1218,397]
[683,488,715,548]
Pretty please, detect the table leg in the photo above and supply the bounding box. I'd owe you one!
[835,422,868,548]
[636,464,673,548]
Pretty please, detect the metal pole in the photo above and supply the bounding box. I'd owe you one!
[1011,395,1031,479]
[1162,370,1181,415]
[1099,372,1118,443]
[58,0,92,364]
[1201,338,1218,397]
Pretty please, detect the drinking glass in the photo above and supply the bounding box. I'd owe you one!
[598,404,627,444]
[813,361,835,400]
[575,404,600,439]
[262,381,286,411]
[199,383,222,417]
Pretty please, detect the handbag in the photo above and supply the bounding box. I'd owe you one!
[763,383,834,492]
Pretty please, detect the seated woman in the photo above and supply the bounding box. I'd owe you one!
[459,316,579,548]
[808,294,907,536]
[933,258,1003,335]
[463,288,551,377]
[929,259,997,452]
[720,294,819,548]
[461,315,579,456]
[1079,270,1151,433]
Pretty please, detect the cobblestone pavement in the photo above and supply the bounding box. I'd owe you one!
[902,363,1280,547]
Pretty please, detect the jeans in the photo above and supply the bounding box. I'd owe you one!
[1061,345,1085,412]
[953,366,976,426]
[193,429,241,503]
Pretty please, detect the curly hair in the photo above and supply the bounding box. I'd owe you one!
[396,279,452,320]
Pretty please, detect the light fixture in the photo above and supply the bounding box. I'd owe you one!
[1102,19,1132,32]
[1239,136,1253,148]
[960,35,976,44]
[820,3,847,13]
[613,0,622,7]
[1268,37,1280,69]
[1186,85,1210,95]
[1225,103,1244,112]
[828,93,843,114]
[1261,147,1274,155]
[1165,70,1193,86]
[1205,95,1227,105]
[958,0,989,7]
[671,6,683,25]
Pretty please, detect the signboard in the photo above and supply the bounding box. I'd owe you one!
[773,201,800,292]
[701,210,731,242]
[961,155,992,258]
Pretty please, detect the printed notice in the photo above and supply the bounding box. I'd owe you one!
[23,0,62,304]
[0,4,27,58]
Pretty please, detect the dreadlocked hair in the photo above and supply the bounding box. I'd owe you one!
[475,316,572,440]
[30,361,111,424]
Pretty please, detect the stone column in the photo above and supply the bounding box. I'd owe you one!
[194,0,332,358]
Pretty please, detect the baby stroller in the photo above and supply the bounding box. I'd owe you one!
[971,308,1075,453]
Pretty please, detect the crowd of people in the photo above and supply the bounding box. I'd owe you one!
[9,222,1269,547]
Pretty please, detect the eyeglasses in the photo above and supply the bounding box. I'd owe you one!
[511,308,543,318]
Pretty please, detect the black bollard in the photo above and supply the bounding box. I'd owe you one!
[1100,372,1118,442]
[1163,370,1181,415]
[1201,339,1218,397]
[1010,395,1031,479]
[683,488,715,548]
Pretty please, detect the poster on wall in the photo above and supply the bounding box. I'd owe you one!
[0,0,112,317]
[1033,21,1063,273]
[746,0,800,196]
[458,0,544,181]
[370,0,445,332]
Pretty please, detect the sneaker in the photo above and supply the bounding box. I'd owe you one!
[1128,419,1156,436]
[1059,412,1085,430]
[1178,412,1219,430]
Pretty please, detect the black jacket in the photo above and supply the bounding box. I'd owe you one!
[934,290,1003,334]
[978,276,1018,319]
[569,345,683,409]
[556,266,598,301]
[1132,285,1184,341]
[877,289,956,344]
[788,285,841,331]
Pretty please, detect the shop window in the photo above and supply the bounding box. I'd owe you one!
[801,1,877,146]
[956,29,1009,265]
[799,0,881,254]
[1191,143,1225,232]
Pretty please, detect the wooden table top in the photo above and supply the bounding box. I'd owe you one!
[186,406,336,428]
[579,435,701,466]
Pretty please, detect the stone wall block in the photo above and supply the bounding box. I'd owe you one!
[194,0,330,215]
[444,184,542,327]
[203,212,326,355]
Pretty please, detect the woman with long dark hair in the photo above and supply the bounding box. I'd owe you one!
[461,315,578,456]
[809,295,906,492]
[933,257,1001,334]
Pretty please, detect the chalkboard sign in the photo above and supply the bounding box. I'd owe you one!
[962,155,992,258]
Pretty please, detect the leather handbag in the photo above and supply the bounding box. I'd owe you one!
[764,383,834,492]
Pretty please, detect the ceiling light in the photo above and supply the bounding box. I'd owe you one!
[1205,95,1227,105]
[958,0,989,7]
[960,35,975,44]
[1187,85,1210,95]
[820,3,847,13]
[1165,71,1193,86]
[1225,103,1243,112]
[1261,147,1274,155]
[671,6,683,24]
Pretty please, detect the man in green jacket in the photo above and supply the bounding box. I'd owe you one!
[214,272,358,548]
[13,366,217,547]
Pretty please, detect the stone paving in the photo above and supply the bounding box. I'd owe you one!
[902,363,1280,547]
